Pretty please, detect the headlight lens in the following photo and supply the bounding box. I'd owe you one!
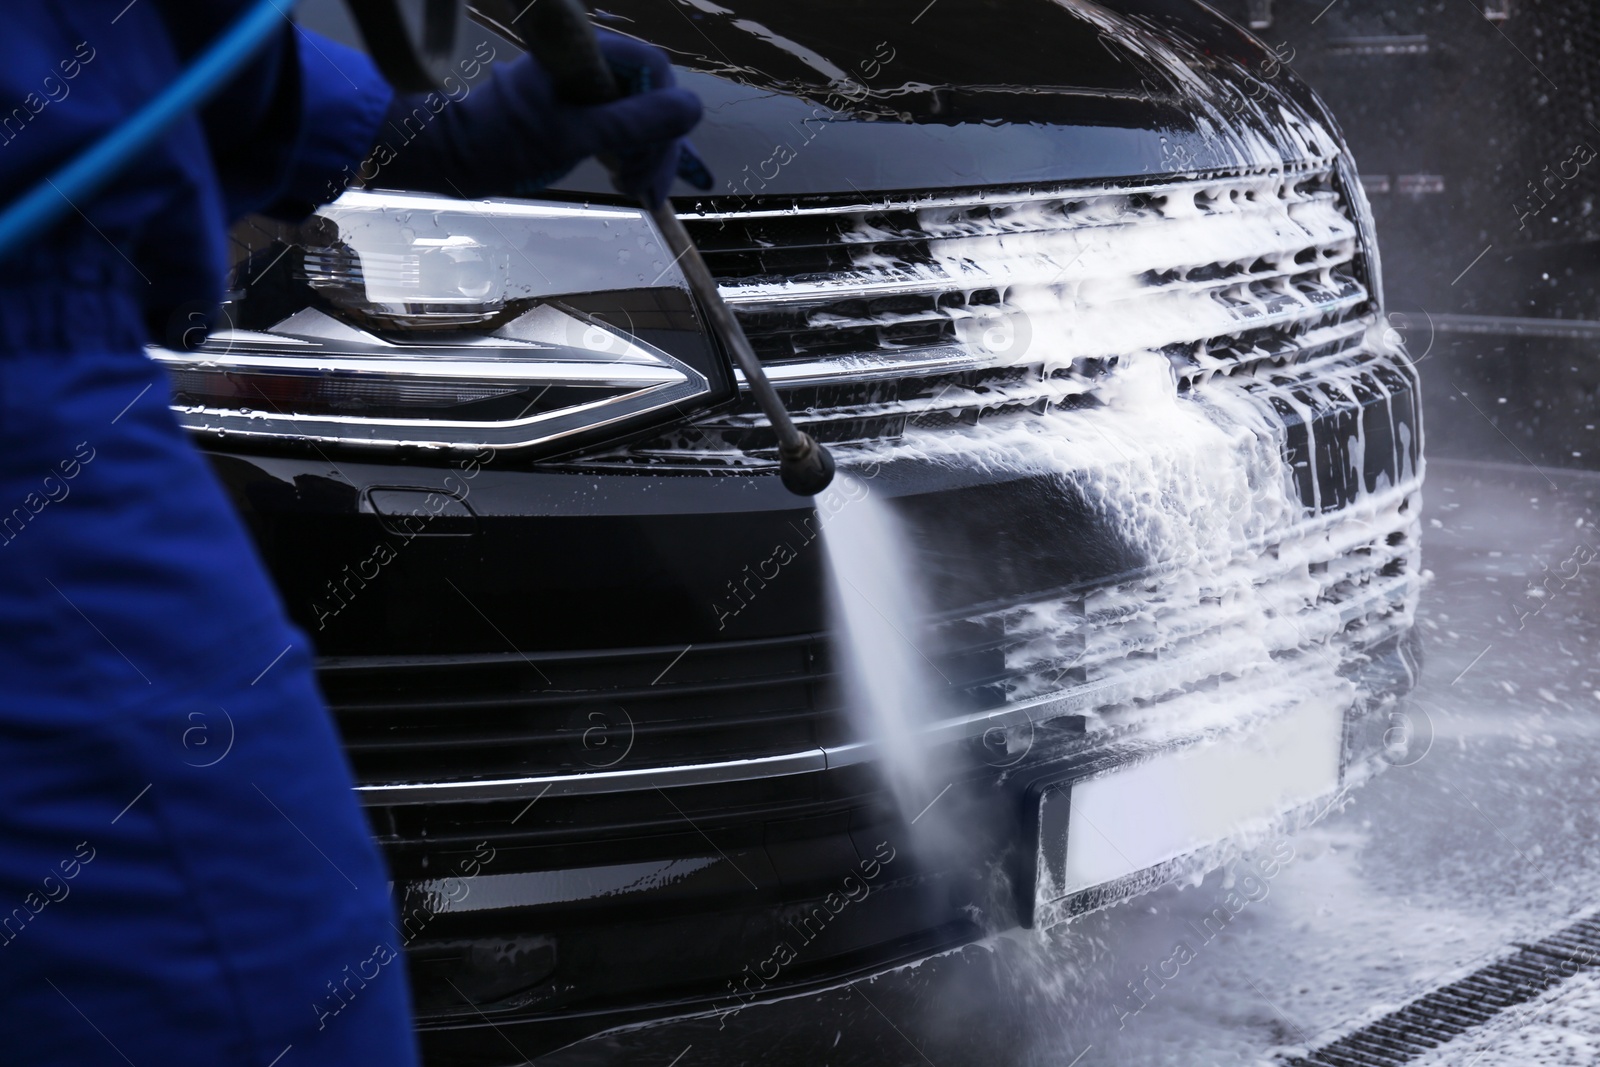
[151,191,733,453]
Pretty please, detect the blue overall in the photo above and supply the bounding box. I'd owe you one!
[0,4,418,1063]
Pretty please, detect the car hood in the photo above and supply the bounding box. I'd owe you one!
[548,0,1345,199]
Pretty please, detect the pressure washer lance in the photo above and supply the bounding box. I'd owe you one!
[504,0,836,496]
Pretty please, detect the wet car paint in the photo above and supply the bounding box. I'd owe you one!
[544,0,1346,199]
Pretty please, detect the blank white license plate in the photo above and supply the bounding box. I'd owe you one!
[1039,700,1344,903]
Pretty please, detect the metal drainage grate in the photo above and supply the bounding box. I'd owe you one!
[1285,911,1600,1067]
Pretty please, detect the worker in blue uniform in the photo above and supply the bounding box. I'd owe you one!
[0,3,706,1063]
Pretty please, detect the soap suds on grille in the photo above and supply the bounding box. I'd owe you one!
[817,169,1421,890]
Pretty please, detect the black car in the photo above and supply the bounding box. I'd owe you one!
[155,0,1424,1060]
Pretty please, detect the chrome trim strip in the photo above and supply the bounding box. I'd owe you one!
[679,165,1337,221]
[737,346,991,387]
[157,368,704,452]
[717,240,1357,309]
[155,349,681,387]
[356,748,829,805]
[346,188,648,223]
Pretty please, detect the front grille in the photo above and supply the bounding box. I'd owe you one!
[974,482,1420,715]
[594,164,1372,463]
[321,637,845,786]
[330,484,1418,814]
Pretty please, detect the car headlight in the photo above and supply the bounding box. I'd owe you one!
[151,190,734,453]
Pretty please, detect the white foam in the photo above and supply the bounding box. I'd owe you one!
[813,164,1421,908]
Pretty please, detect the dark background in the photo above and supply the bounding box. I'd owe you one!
[1209,0,1600,473]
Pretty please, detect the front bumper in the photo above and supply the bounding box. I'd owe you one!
[204,339,1421,1062]
[372,623,1418,1066]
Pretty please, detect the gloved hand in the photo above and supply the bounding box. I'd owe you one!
[374,30,712,207]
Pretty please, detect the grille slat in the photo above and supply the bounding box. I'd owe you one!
[333,670,819,715]
[597,166,1380,464]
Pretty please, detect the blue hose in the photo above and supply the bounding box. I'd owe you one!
[0,0,300,263]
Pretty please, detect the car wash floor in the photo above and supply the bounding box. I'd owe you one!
[528,456,1600,1067]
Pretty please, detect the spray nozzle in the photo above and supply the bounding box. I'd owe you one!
[778,432,836,496]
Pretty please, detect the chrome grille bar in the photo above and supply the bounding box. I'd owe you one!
[622,166,1380,457]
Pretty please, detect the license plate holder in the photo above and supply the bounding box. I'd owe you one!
[1034,699,1345,918]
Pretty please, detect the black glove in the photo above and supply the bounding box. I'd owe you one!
[375,30,712,207]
